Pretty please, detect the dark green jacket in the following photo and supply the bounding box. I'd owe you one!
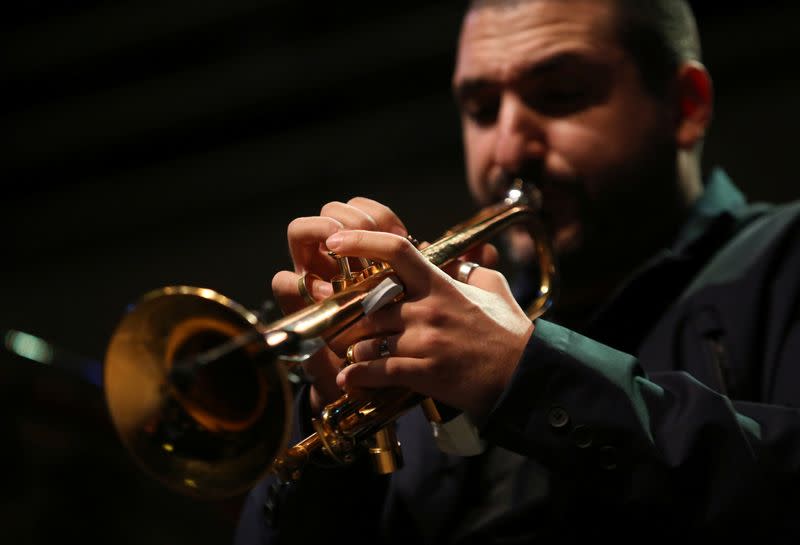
[236,170,800,543]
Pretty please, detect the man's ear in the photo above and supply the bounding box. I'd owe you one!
[675,60,714,150]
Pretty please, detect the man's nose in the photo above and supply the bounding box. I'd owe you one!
[493,93,546,174]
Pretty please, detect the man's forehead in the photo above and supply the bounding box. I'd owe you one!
[455,0,618,82]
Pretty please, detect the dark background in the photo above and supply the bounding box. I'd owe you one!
[2,1,799,543]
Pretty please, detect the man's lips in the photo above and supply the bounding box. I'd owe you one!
[483,173,584,238]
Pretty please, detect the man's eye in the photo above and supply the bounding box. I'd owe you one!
[531,85,591,115]
[462,98,500,126]
[546,87,585,101]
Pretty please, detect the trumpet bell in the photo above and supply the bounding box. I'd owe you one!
[104,286,292,500]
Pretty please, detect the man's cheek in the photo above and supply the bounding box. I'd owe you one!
[548,123,609,176]
[463,136,492,201]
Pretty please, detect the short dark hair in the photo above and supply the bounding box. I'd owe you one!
[466,0,701,97]
[612,0,701,96]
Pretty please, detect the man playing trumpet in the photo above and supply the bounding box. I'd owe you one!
[236,0,800,542]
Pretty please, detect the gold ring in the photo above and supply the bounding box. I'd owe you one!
[378,338,390,358]
[297,272,321,305]
[456,261,480,284]
[345,344,357,366]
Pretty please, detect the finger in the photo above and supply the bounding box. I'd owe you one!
[271,270,334,301]
[444,260,479,285]
[326,307,404,358]
[353,301,407,336]
[346,197,408,236]
[347,335,399,363]
[320,201,379,231]
[272,270,333,313]
[303,355,345,410]
[325,230,443,294]
[336,356,428,392]
[462,242,500,269]
[440,244,499,279]
[287,216,343,274]
[463,266,512,293]
[302,351,341,386]
[456,268,522,311]
[271,270,305,314]
[345,327,438,362]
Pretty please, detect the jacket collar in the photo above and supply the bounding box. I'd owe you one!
[559,168,752,353]
[672,167,747,254]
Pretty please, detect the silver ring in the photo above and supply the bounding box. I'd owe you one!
[378,338,391,358]
[456,261,480,284]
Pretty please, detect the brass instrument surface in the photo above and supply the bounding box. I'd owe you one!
[105,286,292,500]
[104,181,556,496]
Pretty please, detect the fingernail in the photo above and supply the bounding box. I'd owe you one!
[314,282,333,298]
[391,226,408,237]
[326,233,343,250]
[336,370,346,388]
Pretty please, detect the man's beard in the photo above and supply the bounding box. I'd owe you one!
[485,167,588,264]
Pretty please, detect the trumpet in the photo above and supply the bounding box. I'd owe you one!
[104,179,556,500]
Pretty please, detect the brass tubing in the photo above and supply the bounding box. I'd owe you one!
[271,183,555,480]
[260,268,400,345]
[105,179,556,496]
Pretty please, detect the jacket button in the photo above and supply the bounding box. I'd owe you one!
[572,424,593,448]
[598,445,618,470]
[548,405,570,429]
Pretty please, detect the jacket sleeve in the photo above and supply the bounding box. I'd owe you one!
[234,386,389,544]
[481,317,800,534]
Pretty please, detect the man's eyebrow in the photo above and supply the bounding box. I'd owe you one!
[453,51,598,99]
[453,78,497,103]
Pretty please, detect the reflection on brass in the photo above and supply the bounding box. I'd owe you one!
[104,180,557,497]
[104,287,292,500]
[164,316,267,433]
[420,398,443,423]
[366,424,403,474]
